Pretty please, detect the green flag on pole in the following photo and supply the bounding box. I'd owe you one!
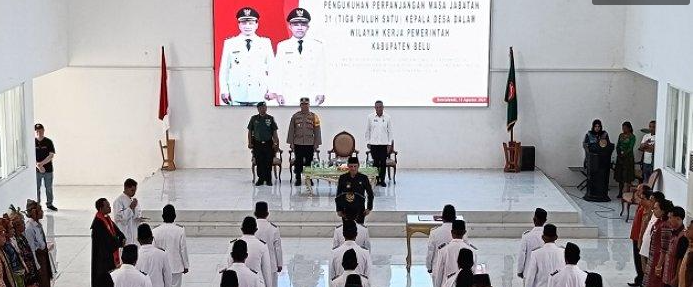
[504,47,517,132]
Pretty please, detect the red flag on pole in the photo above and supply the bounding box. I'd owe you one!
[158,46,169,131]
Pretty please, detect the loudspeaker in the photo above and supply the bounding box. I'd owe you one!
[520,146,535,171]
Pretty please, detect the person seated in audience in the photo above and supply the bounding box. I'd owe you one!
[334,205,371,250]
[678,220,693,287]
[227,217,272,286]
[518,208,547,279]
[331,249,370,287]
[548,242,587,287]
[659,206,688,287]
[629,185,651,287]
[442,248,474,287]
[224,240,265,287]
[472,274,492,287]
[8,206,39,286]
[1,217,29,287]
[585,272,603,287]
[219,270,239,287]
[644,198,673,287]
[253,202,282,287]
[433,220,477,287]
[0,218,15,287]
[110,245,153,287]
[524,224,565,287]
[136,223,172,287]
[330,221,372,279]
[428,204,457,274]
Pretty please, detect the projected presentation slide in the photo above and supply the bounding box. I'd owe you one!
[213,0,491,107]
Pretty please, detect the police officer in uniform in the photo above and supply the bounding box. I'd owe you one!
[335,157,374,224]
[268,8,326,106]
[218,7,273,106]
[287,97,322,185]
[248,102,279,186]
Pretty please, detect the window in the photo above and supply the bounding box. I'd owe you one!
[0,85,27,180]
[665,85,693,176]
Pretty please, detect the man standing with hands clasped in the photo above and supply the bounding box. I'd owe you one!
[114,178,146,245]
[365,100,393,187]
[287,97,322,186]
[335,157,374,224]
[35,123,58,211]
[248,102,279,186]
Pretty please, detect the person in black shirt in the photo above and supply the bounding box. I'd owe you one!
[34,123,57,211]
[335,157,374,224]
[247,102,279,186]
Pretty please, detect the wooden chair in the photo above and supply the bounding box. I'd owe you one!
[328,131,359,166]
[288,148,320,183]
[620,168,661,222]
[251,149,283,183]
[366,140,399,184]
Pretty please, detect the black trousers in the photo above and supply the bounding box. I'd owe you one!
[632,239,643,283]
[370,145,388,182]
[294,145,314,178]
[253,139,274,182]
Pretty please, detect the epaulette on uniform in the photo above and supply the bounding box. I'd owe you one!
[550,269,560,276]
[230,238,238,244]
[447,272,457,278]
[258,239,266,244]
[270,221,278,228]
[140,271,148,276]
[438,242,448,250]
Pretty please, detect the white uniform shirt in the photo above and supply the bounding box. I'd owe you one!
[365,113,394,146]
[518,226,544,274]
[432,239,478,287]
[113,193,142,245]
[224,262,266,287]
[270,37,326,106]
[426,222,453,271]
[333,223,371,251]
[524,243,565,287]
[641,133,655,164]
[227,235,272,286]
[442,269,466,287]
[640,216,658,258]
[110,264,153,287]
[152,223,189,274]
[218,34,273,104]
[547,265,587,287]
[330,270,371,287]
[136,244,172,287]
[330,241,373,280]
[255,218,283,287]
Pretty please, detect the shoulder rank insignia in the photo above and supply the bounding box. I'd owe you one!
[550,270,560,276]
[523,229,531,235]
[270,222,278,228]
[531,246,542,252]
[362,274,368,279]
[438,242,448,250]
[258,239,266,244]
[336,224,343,229]
[230,239,238,244]
[140,271,148,276]
[250,268,258,274]
[447,272,457,278]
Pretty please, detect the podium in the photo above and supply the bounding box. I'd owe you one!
[583,142,613,202]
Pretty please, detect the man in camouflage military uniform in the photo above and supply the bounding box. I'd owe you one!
[248,102,279,186]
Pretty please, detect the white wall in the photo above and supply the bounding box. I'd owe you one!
[0,0,68,204]
[623,5,693,209]
[33,0,658,186]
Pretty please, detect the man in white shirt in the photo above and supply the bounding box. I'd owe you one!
[227,217,272,286]
[218,7,273,106]
[442,248,475,287]
[518,208,547,279]
[524,224,565,287]
[548,242,587,287]
[111,245,153,287]
[365,100,394,187]
[640,193,665,261]
[639,120,656,183]
[427,205,456,274]
[114,178,144,245]
[433,220,478,287]
[224,240,266,287]
[330,221,373,279]
[136,224,172,287]
[254,202,283,287]
[152,205,189,287]
[25,199,53,287]
[331,249,370,287]
[334,205,371,250]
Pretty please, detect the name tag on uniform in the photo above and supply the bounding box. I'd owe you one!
[232,51,240,54]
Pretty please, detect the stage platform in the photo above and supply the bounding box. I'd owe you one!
[133,168,598,238]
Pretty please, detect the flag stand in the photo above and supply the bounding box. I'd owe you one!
[159,131,176,171]
[503,130,521,173]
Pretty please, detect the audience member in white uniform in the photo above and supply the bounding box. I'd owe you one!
[524,224,565,287]
[220,270,239,287]
[152,204,189,287]
[227,217,272,286]
[442,248,474,287]
[331,249,370,287]
[253,202,283,287]
[518,208,548,279]
[433,220,478,287]
[548,242,587,287]
[114,178,145,245]
[110,245,153,287]
[224,240,265,287]
[334,205,371,250]
[136,224,172,287]
[330,221,373,279]
[427,205,457,274]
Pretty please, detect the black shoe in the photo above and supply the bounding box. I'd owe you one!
[379,181,387,187]
[627,283,641,287]
[255,180,264,186]
[265,181,273,186]
[294,179,302,186]
[47,205,58,211]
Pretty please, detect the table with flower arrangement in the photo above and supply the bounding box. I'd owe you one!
[301,166,378,195]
